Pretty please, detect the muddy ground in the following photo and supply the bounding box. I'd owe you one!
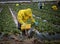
[0,36,44,44]
[0,34,60,44]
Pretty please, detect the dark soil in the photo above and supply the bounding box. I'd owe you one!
[0,34,60,44]
[0,36,44,44]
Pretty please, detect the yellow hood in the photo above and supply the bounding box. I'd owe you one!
[24,8,32,17]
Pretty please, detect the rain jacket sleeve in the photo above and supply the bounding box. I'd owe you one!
[17,10,25,24]
[30,14,35,23]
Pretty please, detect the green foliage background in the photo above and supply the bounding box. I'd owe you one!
[10,3,60,33]
[0,3,60,34]
[0,4,20,34]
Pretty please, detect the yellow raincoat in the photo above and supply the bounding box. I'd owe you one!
[52,5,58,11]
[17,8,35,25]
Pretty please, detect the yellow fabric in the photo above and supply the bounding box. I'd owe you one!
[52,5,58,11]
[17,8,35,24]
[21,24,31,30]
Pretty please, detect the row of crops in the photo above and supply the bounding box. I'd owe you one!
[9,3,60,33]
[0,4,20,35]
[0,3,60,36]
[0,3,60,44]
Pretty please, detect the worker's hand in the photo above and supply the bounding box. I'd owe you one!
[34,22,39,26]
[31,22,38,27]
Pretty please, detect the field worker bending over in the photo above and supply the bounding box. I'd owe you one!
[17,8,38,36]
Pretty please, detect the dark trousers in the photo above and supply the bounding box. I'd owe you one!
[18,22,21,30]
[18,22,26,35]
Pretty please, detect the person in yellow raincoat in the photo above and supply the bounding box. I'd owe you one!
[17,8,38,36]
[52,5,58,11]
